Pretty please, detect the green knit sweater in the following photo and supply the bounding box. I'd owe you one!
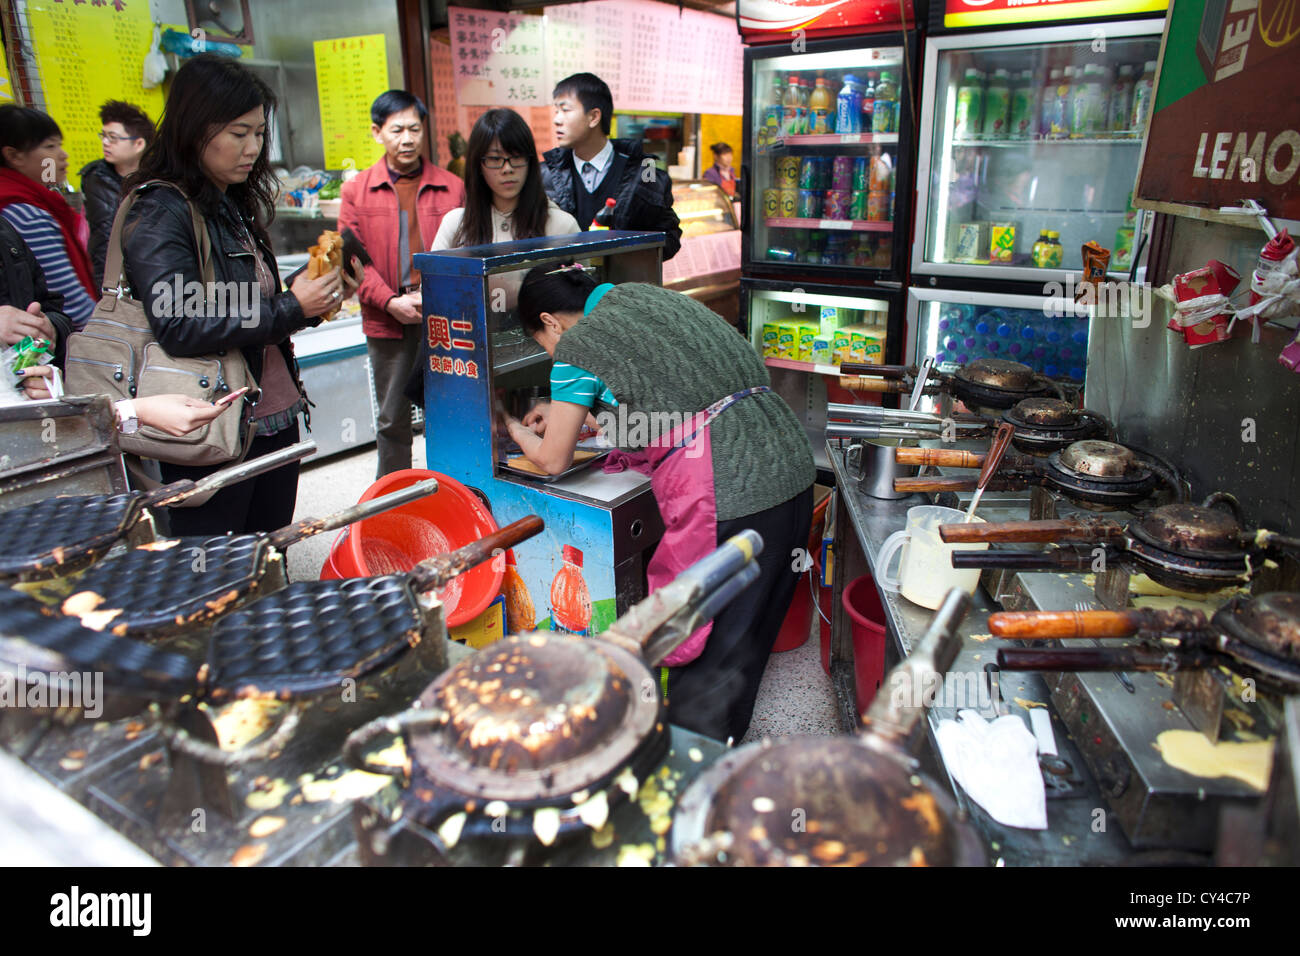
[556,283,815,521]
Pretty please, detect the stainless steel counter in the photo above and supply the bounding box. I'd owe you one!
[827,443,1138,865]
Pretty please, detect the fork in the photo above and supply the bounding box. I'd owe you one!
[1076,600,1136,693]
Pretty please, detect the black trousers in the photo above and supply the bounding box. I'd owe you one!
[368,326,423,479]
[156,421,302,537]
[667,484,814,743]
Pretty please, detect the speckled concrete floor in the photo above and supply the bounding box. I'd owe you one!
[288,442,841,742]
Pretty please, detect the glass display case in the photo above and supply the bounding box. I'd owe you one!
[905,286,1092,412]
[673,180,738,238]
[743,37,914,279]
[914,21,1163,283]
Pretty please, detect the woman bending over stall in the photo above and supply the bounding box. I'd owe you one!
[501,265,815,742]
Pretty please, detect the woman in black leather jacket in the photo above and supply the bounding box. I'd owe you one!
[120,54,359,536]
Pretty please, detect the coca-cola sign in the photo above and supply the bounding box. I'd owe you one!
[942,0,1167,29]
[737,0,915,42]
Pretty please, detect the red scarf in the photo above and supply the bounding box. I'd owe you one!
[0,166,96,297]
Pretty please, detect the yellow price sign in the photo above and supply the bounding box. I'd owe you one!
[314,34,390,172]
[28,0,165,191]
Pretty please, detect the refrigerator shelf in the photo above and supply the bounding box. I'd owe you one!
[764,357,844,376]
[765,218,893,232]
[759,132,900,153]
[951,137,1144,148]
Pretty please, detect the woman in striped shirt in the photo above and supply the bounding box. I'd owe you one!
[0,106,97,328]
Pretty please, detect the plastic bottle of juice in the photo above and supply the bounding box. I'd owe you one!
[783,74,802,139]
[1031,230,1051,267]
[981,68,1011,139]
[872,71,898,134]
[860,71,877,133]
[1008,69,1035,139]
[549,545,592,636]
[1108,64,1133,136]
[954,68,984,141]
[836,74,860,135]
[1072,64,1107,138]
[809,75,834,134]
[501,549,536,633]
[1044,230,1064,268]
[1039,68,1061,137]
[1130,61,1156,135]
[763,74,785,144]
[799,77,814,134]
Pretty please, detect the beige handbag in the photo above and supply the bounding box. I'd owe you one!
[65,181,260,471]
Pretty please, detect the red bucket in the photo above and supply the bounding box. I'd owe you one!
[772,488,833,653]
[841,575,887,711]
[322,469,501,628]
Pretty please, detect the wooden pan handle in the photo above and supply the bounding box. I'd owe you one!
[895,447,985,468]
[840,363,912,378]
[988,610,1141,639]
[997,646,1175,672]
[892,476,1024,493]
[937,518,1112,544]
[839,376,909,393]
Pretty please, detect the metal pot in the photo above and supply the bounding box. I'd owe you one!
[845,438,919,500]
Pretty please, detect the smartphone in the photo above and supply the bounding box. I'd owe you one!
[215,386,250,407]
[341,228,372,267]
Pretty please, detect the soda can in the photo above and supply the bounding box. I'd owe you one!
[830,156,854,192]
[798,157,821,190]
[762,188,781,219]
[775,156,800,188]
[779,188,798,218]
[797,189,822,218]
[822,189,851,220]
[867,189,889,221]
[850,189,870,220]
[852,157,870,192]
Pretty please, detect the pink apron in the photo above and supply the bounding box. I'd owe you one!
[603,386,770,666]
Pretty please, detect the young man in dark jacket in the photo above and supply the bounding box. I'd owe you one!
[541,73,681,261]
[79,101,153,291]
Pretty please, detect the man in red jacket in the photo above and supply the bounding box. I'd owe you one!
[339,90,465,477]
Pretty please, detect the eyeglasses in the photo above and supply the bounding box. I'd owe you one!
[481,155,529,170]
[99,132,138,144]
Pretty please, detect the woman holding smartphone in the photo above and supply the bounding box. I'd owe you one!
[119,55,361,535]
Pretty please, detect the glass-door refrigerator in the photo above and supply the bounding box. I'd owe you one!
[743,35,917,283]
[910,16,1166,387]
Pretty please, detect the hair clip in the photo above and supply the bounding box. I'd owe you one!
[544,262,595,276]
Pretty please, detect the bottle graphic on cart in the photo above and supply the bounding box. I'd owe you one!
[502,549,536,633]
[550,545,593,636]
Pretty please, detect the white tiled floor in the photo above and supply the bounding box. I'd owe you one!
[289,441,840,742]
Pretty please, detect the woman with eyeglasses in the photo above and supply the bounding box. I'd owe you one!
[0,105,97,328]
[430,108,579,307]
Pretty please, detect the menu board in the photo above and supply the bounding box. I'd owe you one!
[27,0,165,191]
[449,0,742,115]
[556,1,743,116]
[314,34,389,172]
[0,54,13,105]
[449,7,548,108]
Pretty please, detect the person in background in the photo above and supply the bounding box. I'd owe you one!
[505,267,815,742]
[702,142,736,198]
[0,106,97,328]
[339,90,465,479]
[120,54,356,536]
[80,100,153,291]
[430,108,579,309]
[541,73,681,260]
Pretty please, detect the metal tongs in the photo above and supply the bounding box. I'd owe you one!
[602,530,764,665]
[827,357,987,442]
